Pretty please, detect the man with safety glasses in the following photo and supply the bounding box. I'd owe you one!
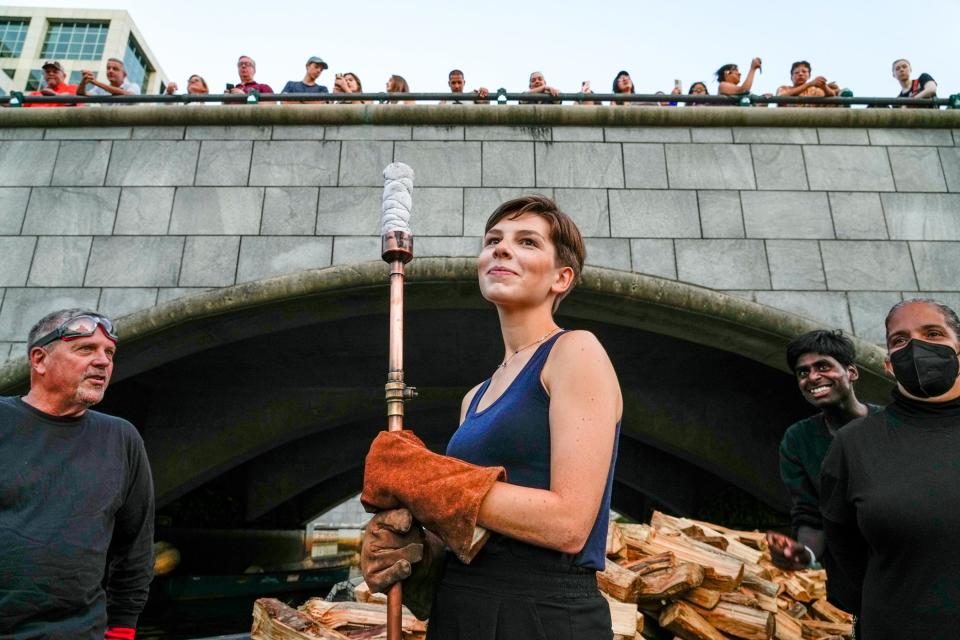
[0,309,154,640]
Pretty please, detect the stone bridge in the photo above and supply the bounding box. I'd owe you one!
[1,105,958,529]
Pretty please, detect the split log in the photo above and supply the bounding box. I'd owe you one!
[607,520,626,559]
[651,512,764,565]
[300,599,425,636]
[794,570,827,600]
[604,594,644,639]
[688,518,768,550]
[810,599,854,625]
[692,601,774,640]
[598,558,642,602]
[353,581,387,605]
[623,551,676,575]
[719,591,760,608]
[681,586,721,610]
[630,527,744,592]
[742,570,782,598]
[800,619,854,638]
[690,534,729,550]
[778,575,813,603]
[252,599,350,640]
[752,592,780,614]
[636,563,704,601]
[774,611,804,640]
[659,601,727,640]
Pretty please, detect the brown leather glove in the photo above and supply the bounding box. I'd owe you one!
[361,508,424,594]
[361,430,505,564]
[360,508,446,621]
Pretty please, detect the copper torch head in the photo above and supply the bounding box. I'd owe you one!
[382,230,413,264]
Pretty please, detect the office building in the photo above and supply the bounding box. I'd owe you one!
[0,6,167,96]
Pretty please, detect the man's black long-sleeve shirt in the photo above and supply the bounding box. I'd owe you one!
[0,397,154,639]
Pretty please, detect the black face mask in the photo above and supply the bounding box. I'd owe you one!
[890,339,960,398]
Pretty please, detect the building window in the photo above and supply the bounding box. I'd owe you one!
[41,21,109,60]
[68,70,86,85]
[123,35,150,89]
[0,18,30,58]
[25,69,44,91]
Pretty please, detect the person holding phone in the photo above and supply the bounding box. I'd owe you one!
[227,55,274,98]
[332,72,370,104]
[716,57,762,98]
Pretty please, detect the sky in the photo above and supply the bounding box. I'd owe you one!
[11,0,960,101]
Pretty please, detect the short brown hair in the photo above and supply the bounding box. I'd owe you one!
[484,195,586,309]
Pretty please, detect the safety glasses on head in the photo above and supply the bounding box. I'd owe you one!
[30,314,118,350]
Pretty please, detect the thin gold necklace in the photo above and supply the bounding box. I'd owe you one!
[498,328,562,369]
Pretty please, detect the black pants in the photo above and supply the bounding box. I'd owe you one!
[426,535,612,640]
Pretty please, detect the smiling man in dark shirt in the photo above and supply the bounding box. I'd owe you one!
[766,329,880,613]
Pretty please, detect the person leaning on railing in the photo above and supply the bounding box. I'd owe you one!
[892,58,937,108]
[441,69,489,104]
[280,56,330,103]
[226,55,274,102]
[77,58,141,105]
[776,60,839,108]
[24,61,79,108]
[520,70,561,104]
[163,74,210,105]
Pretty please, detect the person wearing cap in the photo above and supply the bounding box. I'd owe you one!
[280,56,330,99]
[25,61,79,108]
[0,309,154,640]
[77,57,141,102]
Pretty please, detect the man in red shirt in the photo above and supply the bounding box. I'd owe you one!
[25,61,79,108]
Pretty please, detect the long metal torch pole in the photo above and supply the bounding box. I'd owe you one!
[380,163,416,640]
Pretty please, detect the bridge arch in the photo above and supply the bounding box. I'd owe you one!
[0,258,891,527]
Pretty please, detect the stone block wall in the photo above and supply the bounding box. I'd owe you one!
[1,116,959,361]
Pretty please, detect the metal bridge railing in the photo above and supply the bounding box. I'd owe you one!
[1,90,958,109]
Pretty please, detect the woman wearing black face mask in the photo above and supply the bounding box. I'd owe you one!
[819,298,960,640]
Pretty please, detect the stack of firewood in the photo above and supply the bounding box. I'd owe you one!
[599,511,854,640]
[251,596,426,640]
[251,510,854,640]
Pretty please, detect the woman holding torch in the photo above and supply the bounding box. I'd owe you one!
[362,194,622,639]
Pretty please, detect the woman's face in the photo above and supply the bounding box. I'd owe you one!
[616,74,633,93]
[344,74,360,92]
[691,83,707,96]
[187,76,207,95]
[478,212,568,308]
[885,302,959,354]
[725,67,741,84]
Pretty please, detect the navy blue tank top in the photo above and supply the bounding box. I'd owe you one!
[446,331,620,570]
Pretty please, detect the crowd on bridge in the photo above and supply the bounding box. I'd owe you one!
[16,53,941,107]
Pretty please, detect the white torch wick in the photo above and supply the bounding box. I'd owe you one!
[381,162,415,235]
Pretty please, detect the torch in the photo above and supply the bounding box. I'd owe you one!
[380,162,417,640]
